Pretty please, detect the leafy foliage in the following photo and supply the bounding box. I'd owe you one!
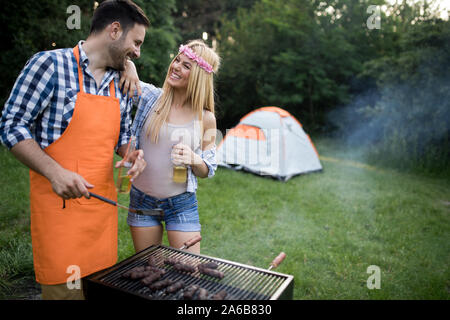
[0,0,93,107]
[216,0,380,131]
[0,0,178,107]
[132,0,179,86]
[216,0,449,174]
[0,0,448,174]
[341,19,450,175]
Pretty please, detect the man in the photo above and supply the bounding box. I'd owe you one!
[0,0,149,300]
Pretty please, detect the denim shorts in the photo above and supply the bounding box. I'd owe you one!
[126,185,201,232]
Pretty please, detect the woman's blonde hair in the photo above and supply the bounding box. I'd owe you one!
[146,39,220,143]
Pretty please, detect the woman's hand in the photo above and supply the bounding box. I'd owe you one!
[171,143,202,167]
[119,59,142,98]
[114,149,146,182]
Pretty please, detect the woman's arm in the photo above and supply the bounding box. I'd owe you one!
[171,111,217,179]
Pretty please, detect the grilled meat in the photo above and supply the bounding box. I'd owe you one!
[166,280,185,293]
[198,262,218,270]
[199,267,224,279]
[141,270,164,285]
[196,288,209,300]
[173,262,196,273]
[183,285,199,300]
[149,279,174,291]
[164,258,179,265]
[147,256,159,267]
[212,289,228,300]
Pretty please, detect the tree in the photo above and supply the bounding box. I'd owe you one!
[173,0,257,44]
[332,18,450,174]
[216,0,366,131]
[0,0,179,109]
[0,0,93,108]
[132,0,179,86]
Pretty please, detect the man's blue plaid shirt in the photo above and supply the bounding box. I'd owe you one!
[0,41,133,150]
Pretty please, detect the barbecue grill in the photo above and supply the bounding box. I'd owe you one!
[83,244,294,300]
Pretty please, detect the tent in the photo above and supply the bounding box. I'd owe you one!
[217,106,322,181]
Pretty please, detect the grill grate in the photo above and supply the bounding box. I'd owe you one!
[84,245,294,300]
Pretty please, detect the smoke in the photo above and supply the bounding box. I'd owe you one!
[327,73,450,174]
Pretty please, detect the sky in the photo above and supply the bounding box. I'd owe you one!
[431,0,449,19]
[385,0,450,19]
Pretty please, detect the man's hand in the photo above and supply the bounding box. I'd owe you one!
[10,139,94,200]
[119,59,141,97]
[49,167,94,199]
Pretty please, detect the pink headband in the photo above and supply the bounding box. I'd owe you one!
[178,44,214,74]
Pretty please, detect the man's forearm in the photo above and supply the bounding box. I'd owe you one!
[10,139,61,180]
[10,138,93,199]
[117,144,128,159]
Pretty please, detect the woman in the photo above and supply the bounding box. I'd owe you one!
[120,40,220,254]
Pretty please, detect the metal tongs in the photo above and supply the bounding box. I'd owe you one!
[89,192,164,217]
[177,235,286,271]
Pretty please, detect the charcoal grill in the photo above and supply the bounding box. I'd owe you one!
[83,244,294,300]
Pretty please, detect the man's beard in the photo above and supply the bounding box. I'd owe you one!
[108,39,128,71]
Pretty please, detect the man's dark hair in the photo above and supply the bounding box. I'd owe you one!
[90,0,150,35]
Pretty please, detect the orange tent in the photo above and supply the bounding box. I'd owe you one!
[217,107,322,181]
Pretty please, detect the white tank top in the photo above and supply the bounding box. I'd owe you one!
[133,115,202,199]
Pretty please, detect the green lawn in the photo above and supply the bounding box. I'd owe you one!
[1,140,449,299]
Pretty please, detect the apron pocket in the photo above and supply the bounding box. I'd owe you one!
[75,160,115,206]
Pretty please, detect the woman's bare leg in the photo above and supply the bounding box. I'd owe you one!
[129,225,164,253]
[167,231,201,254]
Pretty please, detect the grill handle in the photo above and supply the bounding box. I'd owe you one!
[269,252,286,270]
[179,235,202,250]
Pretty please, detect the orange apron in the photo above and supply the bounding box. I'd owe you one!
[29,45,121,284]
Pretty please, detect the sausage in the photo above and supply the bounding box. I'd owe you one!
[212,289,228,300]
[199,267,224,279]
[130,270,148,279]
[183,285,199,300]
[122,266,146,278]
[173,263,196,273]
[147,266,165,273]
[196,288,209,300]
[164,258,179,266]
[166,280,185,293]
[123,265,165,279]
[141,271,164,285]
[149,279,174,291]
[147,256,159,267]
[198,262,218,270]
[130,267,166,280]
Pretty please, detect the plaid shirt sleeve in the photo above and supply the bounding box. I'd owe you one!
[186,145,218,193]
[117,90,133,150]
[0,52,55,149]
[131,81,162,149]
[201,146,218,178]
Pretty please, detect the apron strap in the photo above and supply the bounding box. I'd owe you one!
[73,44,116,98]
[73,45,84,93]
[109,78,116,98]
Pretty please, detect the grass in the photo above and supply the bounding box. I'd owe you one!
[0,139,449,299]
